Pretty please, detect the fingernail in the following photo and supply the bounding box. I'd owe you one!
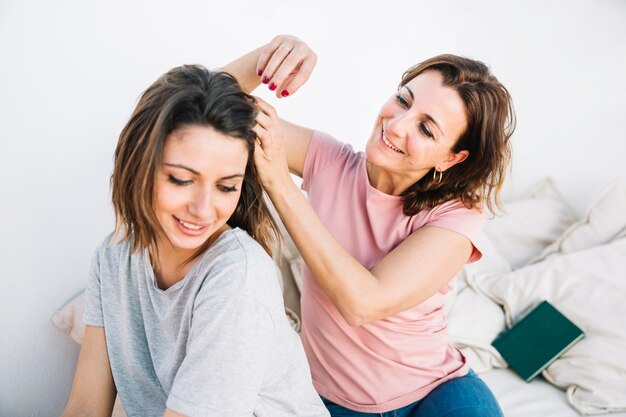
[269,83,277,91]
[262,76,269,84]
[257,69,263,76]
[281,90,290,97]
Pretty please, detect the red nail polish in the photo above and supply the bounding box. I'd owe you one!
[262,76,269,84]
[281,90,290,97]
[257,69,263,76]
[269,83,277,91]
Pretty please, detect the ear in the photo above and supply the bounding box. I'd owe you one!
[439,150,469,172]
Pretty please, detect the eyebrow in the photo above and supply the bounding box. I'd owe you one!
[164,163,244,180]
[403,86,445,137]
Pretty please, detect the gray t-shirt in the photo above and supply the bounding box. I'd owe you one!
[85,228,328,417]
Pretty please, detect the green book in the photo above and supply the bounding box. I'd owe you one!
[491,300,585,382]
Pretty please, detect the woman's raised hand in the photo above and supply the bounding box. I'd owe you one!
[257,35,317,98]
[252,97,292,191]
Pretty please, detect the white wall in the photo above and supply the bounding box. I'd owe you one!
[1,0,624,415]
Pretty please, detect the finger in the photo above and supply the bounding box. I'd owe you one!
[252,122,274,150]
[253,135,273,165]
[254,96,278,119]
[269,43,316,96]
[254,97,281,131]
[277,54,317,98]
[254,142,267,159]
[257,35,296,78]
[262,47,294,90]
[255,110,273,130]
[252,122,267,142]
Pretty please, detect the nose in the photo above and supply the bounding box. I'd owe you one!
[386,111,412,139]
[187,187,216,223]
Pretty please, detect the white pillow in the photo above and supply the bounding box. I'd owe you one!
[531,180,626,264]
[473,238,626,415]
[484,178,576,269]
[448,287,507,373]
[448,232,511,373]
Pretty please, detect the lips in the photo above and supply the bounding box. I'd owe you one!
[381,129,404,154]
[173,215,209,236]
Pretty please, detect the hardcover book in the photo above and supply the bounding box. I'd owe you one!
[491,300,585,382]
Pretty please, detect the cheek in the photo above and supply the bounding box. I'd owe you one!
[217,191,243,218]
[406,136,434,158]
[379,98,396,118]
[154,185,183,215]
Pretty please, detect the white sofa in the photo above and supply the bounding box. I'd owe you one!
[53,178,626,416]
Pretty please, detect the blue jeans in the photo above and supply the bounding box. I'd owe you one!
[320,370,504,417]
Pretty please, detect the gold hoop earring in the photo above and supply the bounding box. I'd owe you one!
[433,169,442,184]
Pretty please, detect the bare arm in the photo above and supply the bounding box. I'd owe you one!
[223,35,317,177]
[265,179,471,326]
[254,105,473,327]
[61,326,117,417]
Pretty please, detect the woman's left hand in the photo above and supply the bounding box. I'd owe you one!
[252,97,293,193]
[257,35,317,98]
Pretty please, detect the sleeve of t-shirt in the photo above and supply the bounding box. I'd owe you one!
[166,270,275,416]
[301,130,354,192]
[424,200,486,263]
[83,239,106,327]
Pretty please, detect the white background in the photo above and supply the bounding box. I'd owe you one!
[1,0,625,415]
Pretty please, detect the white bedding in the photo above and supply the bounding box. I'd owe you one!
[482,369,626,417]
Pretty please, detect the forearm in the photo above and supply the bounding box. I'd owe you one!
[222,45,265,93]
[60,401,113,417]
[267,180,379,326]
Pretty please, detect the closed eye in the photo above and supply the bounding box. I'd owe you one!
[419,123,434,139]
[395,94,410,109]
[168,174,193,186]
[218,185,238,193]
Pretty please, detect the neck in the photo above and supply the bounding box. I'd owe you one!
[152,224,229,289]
[366,162,427,196]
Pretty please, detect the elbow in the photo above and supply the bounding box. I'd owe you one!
[346,317,370,327]
[338,303,377,327]
[343,313,365,327]
[330,285,384,326]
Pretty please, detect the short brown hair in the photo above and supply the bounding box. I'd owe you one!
[111,65,279,258]
[399,54,515,215]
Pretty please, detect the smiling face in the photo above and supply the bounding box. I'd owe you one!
[154,125,249,262]
[365,70,469,194]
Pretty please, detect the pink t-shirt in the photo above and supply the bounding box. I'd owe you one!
[300,131,485,413]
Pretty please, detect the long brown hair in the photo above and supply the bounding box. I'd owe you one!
[399,54,515,215]
[111,65,279,258]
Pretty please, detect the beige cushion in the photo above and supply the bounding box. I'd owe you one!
[484,178,576,269]
[52,291,127,417]
[51,291,85,345]
[472,237,626,415]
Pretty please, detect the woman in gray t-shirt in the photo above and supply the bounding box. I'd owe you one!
[61,66,328,417]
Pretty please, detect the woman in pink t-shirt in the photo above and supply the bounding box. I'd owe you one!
[225,35,515,417]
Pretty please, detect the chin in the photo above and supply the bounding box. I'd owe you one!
[364,142,385,167]
[165,232,210,253]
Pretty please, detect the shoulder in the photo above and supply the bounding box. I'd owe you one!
[195,229,281,300]
[421,199,486,262]
[91,233,133,266]
[423,199,485,234]
[427,199,484,222]
[302,130,361,188]
[209,228,274,271]
[310,130,357,164]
